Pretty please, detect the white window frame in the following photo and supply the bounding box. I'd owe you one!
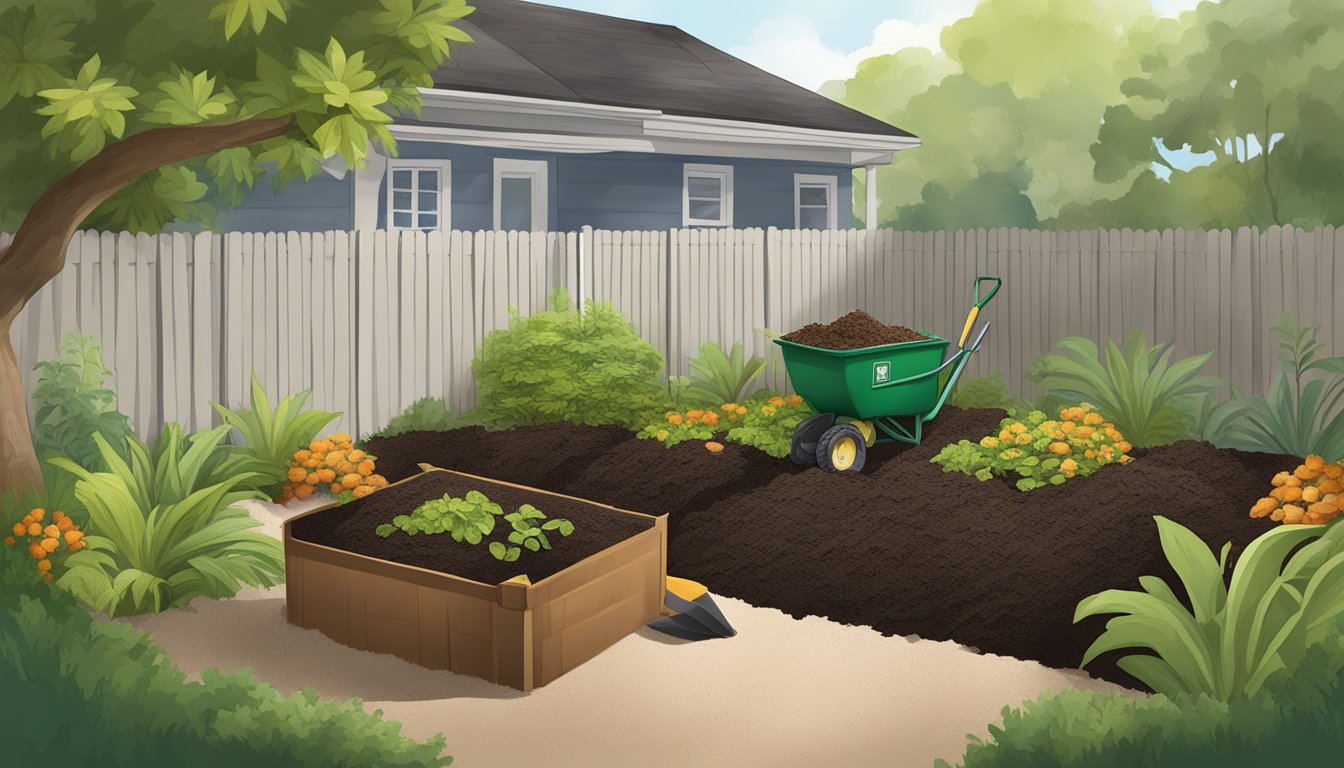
[683,163,734,227]
[794,173,839,230]
[493,158,549,232]
[386,159,451,231]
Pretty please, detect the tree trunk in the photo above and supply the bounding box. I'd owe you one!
[0,116,293,495]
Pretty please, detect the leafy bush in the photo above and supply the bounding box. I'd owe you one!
[368,397,477,439]
[945,370,1032,412]
[1190,314,1344,461]
[1027,330,1220,448]
[724,396,814,458]
[938,634,1344,767]
[683,340,767,406]
[932,404,1133,491]
[1076,515,1344,700]
[49,430,283,617]
[0,579,449,767]
[473,290,665,429]
[3,506,85,583]
[1249,455,1344,526]
[30,334,135,512]
[211,375,340,497]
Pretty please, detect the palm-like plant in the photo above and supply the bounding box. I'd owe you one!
[1027,330,1220,448]
[1076,515,1344,699]
[684,340,767,405]
[48,429,283,617]
[210,374,339,495]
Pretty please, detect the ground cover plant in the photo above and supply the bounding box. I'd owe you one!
[636,396,811,457]
[374,490,574,564]
[3,506,84,582]
[278,432,388,503]
[368,396,477,439]
[1027,330,1220,448]
[212,375,340,498]
[1077,515,1344,700]
[932,403,1132,491]
[473,291,666,429]
[49,429,284,617]
[1249,455,1344,526]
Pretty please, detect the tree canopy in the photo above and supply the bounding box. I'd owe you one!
[824,0,1344,230]
[0,0,474,233]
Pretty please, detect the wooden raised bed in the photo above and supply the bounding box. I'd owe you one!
[283,467,668,691]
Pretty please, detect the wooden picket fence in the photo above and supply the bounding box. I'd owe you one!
[4,225,1340,439]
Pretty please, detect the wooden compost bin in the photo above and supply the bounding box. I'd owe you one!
[283,468,668,692]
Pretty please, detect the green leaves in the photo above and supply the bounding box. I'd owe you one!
[35,54,140,161]
[211,0,289,39]
[1075,515,1344,700]
[0,8,76,109]
[505,504,573,553]
[683,341,767,407]
[378,492,574,565]
[292,38,392,164]
[144,70,237,125]
[370,0,475,68]
[210,375,341,498]
[1027,329,1221,448]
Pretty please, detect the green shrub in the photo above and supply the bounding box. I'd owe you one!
[1027,330,1220,448]
[0,579,450,767]
[724,396,814,458]
[942,369,1032,412]
[682,340,767,406]
[368,396,477,439]
[211,374,340,498]
[1189,314,1344,461]
[29,333,135,513]
[1076,515,1344,700]
[938,634,1344,767]
[473,290,665,428]
[50,429,283,617]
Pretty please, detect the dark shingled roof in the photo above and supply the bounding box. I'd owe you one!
[432,0,914,139]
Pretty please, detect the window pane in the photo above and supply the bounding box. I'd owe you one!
[418,169,438,190]
[392,169,412,190]
[499,176,534,231]
[417,213,439,230]
[393,190,412,210]
[799,185,829,206]
[418,189,438,212]
[800,207,829,230]
[687,176,722,200]
[689,199,722,221]
[393,211,412,228]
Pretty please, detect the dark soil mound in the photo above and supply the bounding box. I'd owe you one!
[360,410,1297,689]
[782,309,927,349]
[290,470,654,585]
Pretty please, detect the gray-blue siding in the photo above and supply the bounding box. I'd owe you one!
[215,143,852,233]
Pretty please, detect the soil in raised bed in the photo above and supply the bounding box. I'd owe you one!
[782,309,928,349]
[290,470,655,585]
[361,411,1297,690]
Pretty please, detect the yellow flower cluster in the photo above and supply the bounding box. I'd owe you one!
[1250,455,1344,526]
[976,403,1132,478]
[279,432,389,503]
[5,508,84,582]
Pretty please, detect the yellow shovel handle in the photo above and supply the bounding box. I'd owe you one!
[958,306,981,348]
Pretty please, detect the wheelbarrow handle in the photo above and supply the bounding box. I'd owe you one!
[959,276,1002,349]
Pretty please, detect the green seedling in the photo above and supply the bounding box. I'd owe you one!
[505,504,575,553]
[378,489,504,544]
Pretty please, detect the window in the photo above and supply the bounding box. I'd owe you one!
[795,174,838,230]
[683,163,733,227]
[386,160,450,230]
[493,158,549,231]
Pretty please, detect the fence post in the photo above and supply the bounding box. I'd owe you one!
[577,225,592,310]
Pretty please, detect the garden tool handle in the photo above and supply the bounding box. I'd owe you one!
[958,276,1002,348]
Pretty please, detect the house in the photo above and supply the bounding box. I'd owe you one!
[218,0,918,234]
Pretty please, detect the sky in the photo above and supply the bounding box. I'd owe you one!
[529,0,1207,90]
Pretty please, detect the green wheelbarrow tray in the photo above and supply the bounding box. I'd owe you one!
[776,275,1001,470]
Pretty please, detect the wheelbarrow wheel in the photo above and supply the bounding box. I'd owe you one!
[816,424,866,473]
[790,413,836,465]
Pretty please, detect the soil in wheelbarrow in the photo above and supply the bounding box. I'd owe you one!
[363,411,1296,690]
[782,309,928,350]
[289,470,655,585]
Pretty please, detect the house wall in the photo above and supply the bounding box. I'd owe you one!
[213,171,354,232]
[377,142,854,232]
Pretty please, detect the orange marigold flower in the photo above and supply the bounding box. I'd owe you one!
[310,440,333,454]
[1305,455,1327,471]
[287,467,308,482]
[56,517,74,531]
[28,543,46,560]
[368,475,388,488]
[341,473,362,490]
[317,469,337,483]
[29,509,44,522]
[3,536,13,546]
[667,414,684,425]
[295,484,316,499]
[294,450,312,463]
[51,510,65,522]
[1083,412,1104,425]
[1250,497,1279,518]
[351,485,375,499]
[735,405,747,415]
[687,410,705,419]
[1295,464,1321,480]
[357,460,376,476]
[11,522,24,537]
[304,473,322,486]
[39,537,59,552]
[721,403,738,412]
[26,522,41,537]
[788,395,804,405]
[37,559,52,573]
[1048,442,1071,456]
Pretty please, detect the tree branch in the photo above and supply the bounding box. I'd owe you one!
[0,117,293,318]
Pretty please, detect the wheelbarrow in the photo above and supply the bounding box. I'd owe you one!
[775,276,1002,473]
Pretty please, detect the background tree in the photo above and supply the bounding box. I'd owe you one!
[0,0,473,494]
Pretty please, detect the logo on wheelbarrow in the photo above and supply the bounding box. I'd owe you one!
[873,361,891,386]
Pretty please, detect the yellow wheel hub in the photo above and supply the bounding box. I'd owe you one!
[831,437,857,471]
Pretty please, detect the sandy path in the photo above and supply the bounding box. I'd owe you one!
[124,500,1135,768]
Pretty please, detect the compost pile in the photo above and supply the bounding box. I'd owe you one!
[782,310,927,350]
[365,412,1296,691]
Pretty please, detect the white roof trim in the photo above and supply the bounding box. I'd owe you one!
[405,87,918,167]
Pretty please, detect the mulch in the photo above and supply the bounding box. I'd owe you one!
[359,409,1297,690]
[781,309,928,349]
